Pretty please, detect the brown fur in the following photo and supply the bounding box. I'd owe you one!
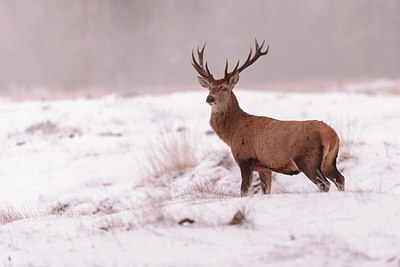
[193,42,344,196]
[200,77,345,196]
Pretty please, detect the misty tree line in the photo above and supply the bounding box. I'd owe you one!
[0,0,399,90]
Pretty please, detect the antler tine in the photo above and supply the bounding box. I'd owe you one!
[244,46,253,66]
[259,39,269,56]
[255,39,260,51]
[191,43,215,81]
[223,39,269,81]
[236,38,269,74]
[224,58,241,81]
[197,44,205,66]
[224,59,229,78]
[232,60,240,74]
[193,40,268,82]
[205,62,213,77]
[192,44,205,71]
[191,50,205,76]
[263,45,269,55]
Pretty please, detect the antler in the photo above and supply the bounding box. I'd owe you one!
[224,39,269,81]
[191,44,215,81]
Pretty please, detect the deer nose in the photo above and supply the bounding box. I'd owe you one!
[206,96,215,104]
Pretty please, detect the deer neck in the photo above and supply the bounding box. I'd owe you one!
[209,92,249,146]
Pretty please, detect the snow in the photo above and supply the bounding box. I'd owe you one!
[1,83,400,266]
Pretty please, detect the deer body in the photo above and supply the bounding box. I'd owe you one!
[192,40,345,196]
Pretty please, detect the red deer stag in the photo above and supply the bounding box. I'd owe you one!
[191,39,345,196]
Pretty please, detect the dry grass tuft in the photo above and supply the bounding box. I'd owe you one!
[0,202,49,225]
[50,202,70,215]
[347,183,384,194]
[125,190,174,226]
[183,181,231,199]
[228,205,254,226]
[25,121,59,135]
[0,204,24,224]
[144,127,199,180]
[98,215,135,232]
[328,115,363,164]
[24,120,81,138]
[228,210,246,225]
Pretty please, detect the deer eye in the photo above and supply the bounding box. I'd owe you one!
[222,87,227,92]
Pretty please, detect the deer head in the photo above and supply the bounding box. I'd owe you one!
[192,39,269,111]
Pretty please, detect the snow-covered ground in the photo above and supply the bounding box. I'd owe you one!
[1,82,400,266]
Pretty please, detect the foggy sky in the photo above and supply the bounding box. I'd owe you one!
[0,0,399,91]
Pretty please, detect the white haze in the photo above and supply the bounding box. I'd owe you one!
[0,0,399,92]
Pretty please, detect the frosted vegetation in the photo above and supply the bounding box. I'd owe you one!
[0,81,400,266]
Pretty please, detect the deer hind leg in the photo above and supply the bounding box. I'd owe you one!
[258,170,272,194]
[294,155,331,192]
[238,159,257,197]
[322,157,345,191]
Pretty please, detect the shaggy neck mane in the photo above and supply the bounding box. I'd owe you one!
[209,92,249,145]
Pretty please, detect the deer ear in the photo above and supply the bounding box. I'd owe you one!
[197,76,211,88]
[229,72,240,87]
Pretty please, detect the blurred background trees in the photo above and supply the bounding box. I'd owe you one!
[0,0,399,92]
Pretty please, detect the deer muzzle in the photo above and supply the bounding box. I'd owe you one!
[206,95,215,104]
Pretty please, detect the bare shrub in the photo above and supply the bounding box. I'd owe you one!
[144,127,199,180]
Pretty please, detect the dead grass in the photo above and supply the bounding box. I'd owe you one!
[50,202,70,215]
[347,183,384,194]
[144,127,199,180]
[25,121,59,135]
[228,210,246,225]
[0,204,24,224]
[328,115,363,164]
[24,120,81,138]
[0,202,49,225]
[183,181,232,199]
[98,215,135,232]
[227,205,254,227]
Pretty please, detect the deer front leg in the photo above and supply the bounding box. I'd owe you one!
[239,159,256,197]
[258,170,272,194]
